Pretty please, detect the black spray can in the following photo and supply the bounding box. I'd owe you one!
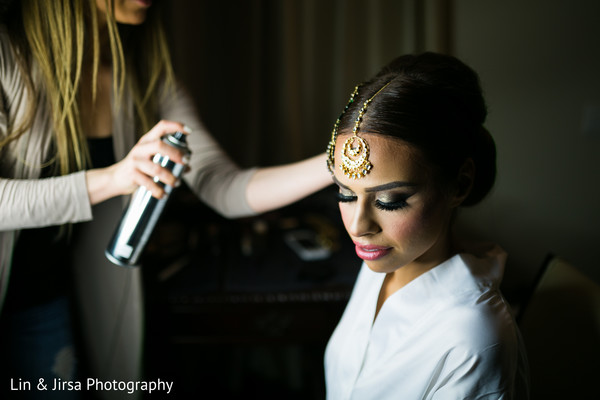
[105,131,190,267]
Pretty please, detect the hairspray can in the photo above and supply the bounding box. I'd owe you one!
[105,131,190,267]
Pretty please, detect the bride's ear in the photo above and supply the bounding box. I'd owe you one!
[450,158,475,207]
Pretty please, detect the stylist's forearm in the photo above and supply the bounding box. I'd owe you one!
[245,153,333,213]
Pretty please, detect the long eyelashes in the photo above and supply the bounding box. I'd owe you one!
[374,199,408,211]
[335,192,409,211]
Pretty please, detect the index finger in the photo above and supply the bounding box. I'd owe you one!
[140,120,191,143]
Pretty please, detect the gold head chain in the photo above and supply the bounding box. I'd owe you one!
[326,81,391,179]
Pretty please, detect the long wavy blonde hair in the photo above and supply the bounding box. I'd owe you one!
[2,0,175,175]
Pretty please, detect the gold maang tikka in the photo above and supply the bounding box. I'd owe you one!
[326,81,391,179]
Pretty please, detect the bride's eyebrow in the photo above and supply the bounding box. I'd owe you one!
[364,181,417,193]
[332,176,417,193]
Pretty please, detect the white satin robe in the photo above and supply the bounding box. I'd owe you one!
[324,244,529,400]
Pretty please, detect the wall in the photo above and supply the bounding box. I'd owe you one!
[452,0,600,290]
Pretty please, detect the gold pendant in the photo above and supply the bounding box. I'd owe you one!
[341,135,372,179]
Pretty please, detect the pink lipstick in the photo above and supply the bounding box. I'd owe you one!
[354,243,392,261]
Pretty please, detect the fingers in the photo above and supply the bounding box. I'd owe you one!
[136,155,179,188]
[139,120,191,144]
[131,120,191,198]
[132,169,168,199]
[132,139,184,168]
[110,120,191,199]
[139,120,191,164]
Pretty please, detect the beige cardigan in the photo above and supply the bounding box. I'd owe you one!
[0,26,256,398]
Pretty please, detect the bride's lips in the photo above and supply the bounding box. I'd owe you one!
[354,243,392,261]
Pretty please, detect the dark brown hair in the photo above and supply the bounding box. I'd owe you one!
[338,52,496,206]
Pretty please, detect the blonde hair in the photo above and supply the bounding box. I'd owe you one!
[3,0,175,175]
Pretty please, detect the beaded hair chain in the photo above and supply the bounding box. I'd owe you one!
[326,81,391,179]
[326,85,360,175]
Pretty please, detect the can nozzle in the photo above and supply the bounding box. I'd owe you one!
[172,131,185,141]
[167,131,188,148]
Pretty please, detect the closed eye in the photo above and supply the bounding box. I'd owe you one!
[374,199,409,211]
[336,192,356,203]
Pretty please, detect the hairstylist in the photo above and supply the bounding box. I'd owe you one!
[0,1,331,398]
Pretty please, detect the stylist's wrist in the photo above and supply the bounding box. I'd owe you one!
[85,165,128,205]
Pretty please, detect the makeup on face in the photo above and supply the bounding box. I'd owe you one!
[333,134,456,275]
[335,178,418,213]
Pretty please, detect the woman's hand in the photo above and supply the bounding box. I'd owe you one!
[86,120,190,205]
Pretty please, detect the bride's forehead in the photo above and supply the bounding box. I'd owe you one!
[333,133,429,181]
[335,133,420,160]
